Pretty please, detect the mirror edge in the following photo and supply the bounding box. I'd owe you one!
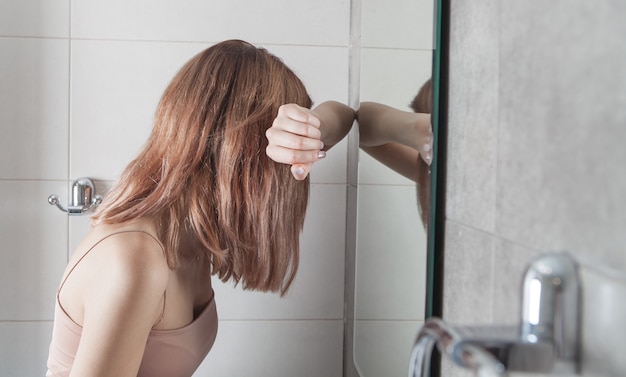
[425,0,449,376]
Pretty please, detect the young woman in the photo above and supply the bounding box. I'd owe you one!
[46,39,355,377]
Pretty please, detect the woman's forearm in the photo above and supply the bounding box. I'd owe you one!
[312,101,356,150]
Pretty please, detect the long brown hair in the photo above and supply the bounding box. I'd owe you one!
[410,78,432,228]
[92,40,311,295]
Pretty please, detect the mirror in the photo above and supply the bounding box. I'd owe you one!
[353,0,436,376]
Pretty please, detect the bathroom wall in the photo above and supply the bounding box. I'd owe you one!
[0,1,355,376]
[441,1,626,376]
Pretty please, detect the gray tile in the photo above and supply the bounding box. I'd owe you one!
[496,1,626,271]
[445,0,499,232]
[442,220,494,324]
[492,240,540,323]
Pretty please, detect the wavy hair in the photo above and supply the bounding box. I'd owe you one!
[92,40,311,295]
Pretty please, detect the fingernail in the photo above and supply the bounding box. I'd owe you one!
[294,167,305,176]
[317,151,327,159]
[320,141,325,149]
[424,144,432,152]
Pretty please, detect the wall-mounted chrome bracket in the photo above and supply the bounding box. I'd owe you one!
[48,177,103,215]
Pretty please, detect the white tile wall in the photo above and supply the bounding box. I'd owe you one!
[0,0,69,38]
[362,0,433,50]
[1,1,353,376]
[0,180,68,321]
[359,48,433,112]
[0,322,54,376]
[579,261,626,376]
[0,38,69,180]
[355,185,426,321]
[71,0,351,46]
[70,40,207,180]
[354,320,424,377]
[194,320,344,377]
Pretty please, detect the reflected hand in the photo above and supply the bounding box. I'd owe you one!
[265,104,326,180]
[417,114,433,166]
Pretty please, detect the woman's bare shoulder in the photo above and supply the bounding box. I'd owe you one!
[59,219,170,327]
[83,220,169,283]
[67,220,168,293]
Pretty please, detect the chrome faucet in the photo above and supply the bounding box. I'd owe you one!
[409,252,581,377]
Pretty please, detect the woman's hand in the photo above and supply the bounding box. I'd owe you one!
[413,113,433,165]
[266,104,326,180]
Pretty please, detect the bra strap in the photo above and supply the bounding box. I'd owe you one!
[57,230,167,327]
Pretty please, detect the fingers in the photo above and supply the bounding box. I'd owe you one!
[291,163,312,181]
[418,114,433,166]
[276,103,321,129]
[265,104,326,180]
[268,104,323,151]
[270,105,322,143]
[265,126,324,153]
[266,144,326,166]
[266,146,326,180]
[421,134,433,166]
[266,104,327,179]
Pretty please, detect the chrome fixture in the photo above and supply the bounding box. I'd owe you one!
[48,177,103,215]
[409,252,580,377]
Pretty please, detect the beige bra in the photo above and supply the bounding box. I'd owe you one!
[46,231,218,377]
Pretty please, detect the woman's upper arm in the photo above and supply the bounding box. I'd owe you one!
[69,235,169,377]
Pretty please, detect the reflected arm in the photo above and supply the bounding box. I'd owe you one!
[356,101,433,181]
[361,143,420,182]
[357,101,432,159]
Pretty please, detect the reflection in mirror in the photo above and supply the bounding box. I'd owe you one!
[354,0,435,376]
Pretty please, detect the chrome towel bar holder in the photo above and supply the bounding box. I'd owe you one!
[48,177,103,215]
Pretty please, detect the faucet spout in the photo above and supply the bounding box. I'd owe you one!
[521,251,580,370]
[408,319,508,377]
[407,327,438,377]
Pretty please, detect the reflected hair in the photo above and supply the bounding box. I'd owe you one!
[92,40,312,295]
[410,78,432,228]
